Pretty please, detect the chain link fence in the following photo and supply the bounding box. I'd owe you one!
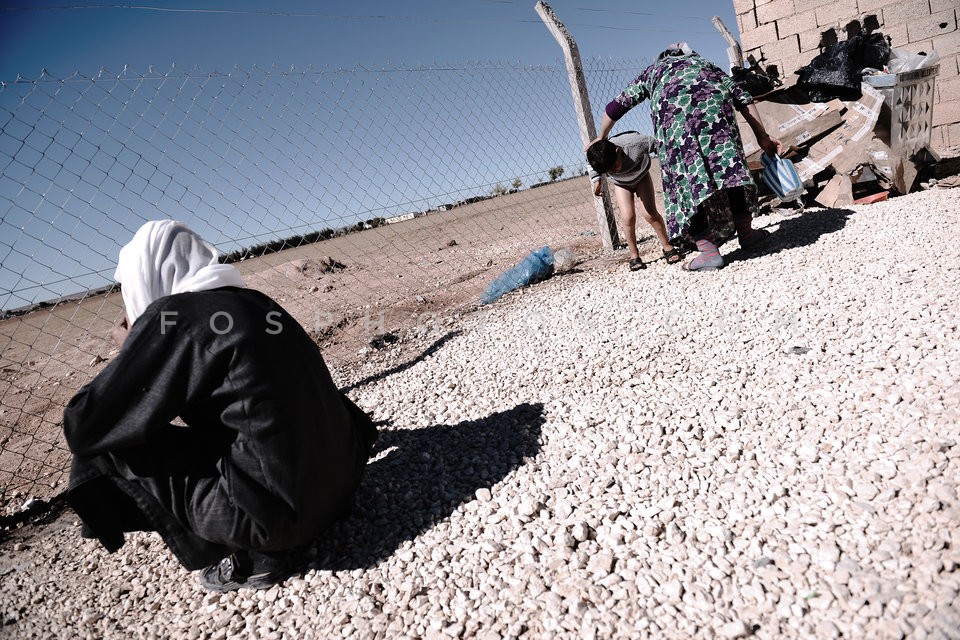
[0,58,654,510]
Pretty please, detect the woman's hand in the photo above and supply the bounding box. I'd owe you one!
[585,113,618,151]
[758,133,783,157]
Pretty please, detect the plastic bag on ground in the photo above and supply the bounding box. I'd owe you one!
[480,246,554,305]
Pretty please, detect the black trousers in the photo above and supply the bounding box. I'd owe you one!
[687,186,750,238]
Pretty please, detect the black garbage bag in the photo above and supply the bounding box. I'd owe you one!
[797,32,891,102]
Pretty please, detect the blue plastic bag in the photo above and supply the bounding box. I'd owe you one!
[480,246,554,305]
[761,152,805,202]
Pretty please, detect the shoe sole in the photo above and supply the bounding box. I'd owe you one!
[201,569,291,592]
[682,259,725,272]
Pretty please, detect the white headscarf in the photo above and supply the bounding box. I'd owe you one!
[665,42,694,55]
[114,220,246,325]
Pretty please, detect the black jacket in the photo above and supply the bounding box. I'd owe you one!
[64,287,376,569]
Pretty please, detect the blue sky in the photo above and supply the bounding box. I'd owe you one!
[0,1,739,80]
[1,1,744,310]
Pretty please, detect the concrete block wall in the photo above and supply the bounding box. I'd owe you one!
[732,0,960,151]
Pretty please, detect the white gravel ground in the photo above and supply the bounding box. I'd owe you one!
[2,188,960,639]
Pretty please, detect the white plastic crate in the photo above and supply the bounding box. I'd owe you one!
[888,65,939,158]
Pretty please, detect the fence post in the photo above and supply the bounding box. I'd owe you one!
[535,1,621,251]
[711,16,744,71]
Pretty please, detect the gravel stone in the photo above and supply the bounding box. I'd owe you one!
[2,189,959,638]
[716,620,751,638]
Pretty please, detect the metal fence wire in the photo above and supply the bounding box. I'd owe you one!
[0,58,655,509]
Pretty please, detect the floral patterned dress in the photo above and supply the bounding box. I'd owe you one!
[606,52,757,240]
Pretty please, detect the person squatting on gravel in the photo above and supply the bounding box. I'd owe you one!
[587,42,783,271]
[62,220,377,592]
[586,131,687,271]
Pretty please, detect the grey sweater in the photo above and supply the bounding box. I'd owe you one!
[589,131,656,191]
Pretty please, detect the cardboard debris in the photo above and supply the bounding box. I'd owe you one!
[866,114,919,195]
[738,76,930,205]
[793,84,885,180]
[934,175,960,189]
[865,136,918,195]
[815,174,854,208]
[738,85,845,164]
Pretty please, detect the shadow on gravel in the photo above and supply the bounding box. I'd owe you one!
[340,330,463,393]
[309,402,544,571]
[725,207,853,263]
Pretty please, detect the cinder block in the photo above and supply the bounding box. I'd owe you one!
[776,52,814,77]
[776,12,818,39]
[883,24,909,48]
[933,27,960,56]
[929,0,958,13]
[738,8,758,34]
[799,27,830,52]
[815,0,859,27]
[757,0,797,25]
[905,38,935,54]
[906,10,958,43]
[732,0,754,12]
[928,124,943,147]
[929,125,947,151]
[742,46,764,68]
[741,22,779,51]
[763,34,802,62]
[938,76,960,103]
[933,97,960,126]
[754,0,775,6]
[856,0,897,12]
[938,54,960,79]
[946,122,960,147]
[882,0,935,29]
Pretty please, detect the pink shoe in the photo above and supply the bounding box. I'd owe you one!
[682,252,725,271]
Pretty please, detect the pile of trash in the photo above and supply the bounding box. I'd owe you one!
[736,34,943,208]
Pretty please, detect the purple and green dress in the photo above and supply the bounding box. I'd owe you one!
[606,51,757,240]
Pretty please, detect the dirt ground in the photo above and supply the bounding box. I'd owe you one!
[6,146,958,512]
[0,174,668,510]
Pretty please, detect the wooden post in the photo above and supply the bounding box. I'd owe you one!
[712,16,744,71]
[535,1,621,251]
